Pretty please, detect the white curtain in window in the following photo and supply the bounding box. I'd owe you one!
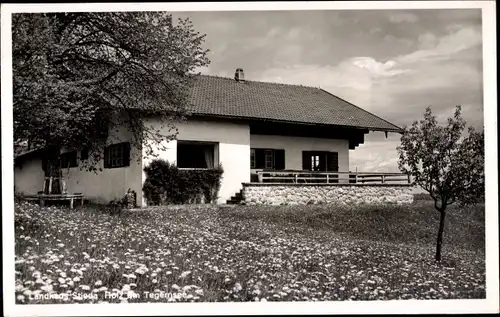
[204,146,214,168]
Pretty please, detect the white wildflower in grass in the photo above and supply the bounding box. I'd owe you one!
[171,284,180,291]
[135,267,147,275]
[180,271,191,279]
[58,277,65,284]
[40,285,53,292]
[17,295,25,302]
[73,277,81,282]
[112,263,120,269]
[152,279,158,284]
[122,284,131,292]
[195,289,204,296]
[94,280,103,287]
[80,285,90,291]
[166,271,172,275]
[233,283,243,293]
[56,243,65,248]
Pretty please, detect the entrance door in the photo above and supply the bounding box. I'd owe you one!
[302,151,339,183]
[302,151,338,172]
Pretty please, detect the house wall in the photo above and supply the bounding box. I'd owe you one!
[250,134,350,179]
[14,116,356,206]
[59,114,144,206]
[142,118,251,205]
[14,158,45,196]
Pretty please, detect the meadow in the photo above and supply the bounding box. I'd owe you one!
[14,199,485,303]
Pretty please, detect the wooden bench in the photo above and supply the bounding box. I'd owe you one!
[25,193,84,209]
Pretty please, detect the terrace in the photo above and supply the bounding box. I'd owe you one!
[240,170,413,206]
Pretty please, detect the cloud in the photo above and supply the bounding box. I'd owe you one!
[388,12,419,23]
[349,134,402,173]
[417,32,438,49]
[350,57,411,77]
[396,26,482,64]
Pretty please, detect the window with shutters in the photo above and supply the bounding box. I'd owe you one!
[104,142,130,168]
[251,148,285,170]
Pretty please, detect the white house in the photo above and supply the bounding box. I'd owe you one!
[14,69,406,206]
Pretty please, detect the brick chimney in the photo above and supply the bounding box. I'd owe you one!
[234,68,245,82]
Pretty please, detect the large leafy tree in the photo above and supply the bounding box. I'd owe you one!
[13,12,210,172]
[397,105,484,262]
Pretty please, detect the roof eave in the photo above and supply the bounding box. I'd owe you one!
[190,113,403,133]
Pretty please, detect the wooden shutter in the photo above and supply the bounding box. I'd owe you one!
[327,152,339,172]
[104,146,110,168]
[274,149,285,170]
[69,151,77,167]
[302,151,312,171]
[123,142,131,167]
[255,149,265,169]
[80,148,89,160]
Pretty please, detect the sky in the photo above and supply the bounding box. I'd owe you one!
[171,9,484,174]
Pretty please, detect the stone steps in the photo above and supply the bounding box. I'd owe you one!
[226,189,244,205]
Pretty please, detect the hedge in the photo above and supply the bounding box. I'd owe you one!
[143,159,223,205]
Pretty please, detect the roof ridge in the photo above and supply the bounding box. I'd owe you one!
[198,74,322,90]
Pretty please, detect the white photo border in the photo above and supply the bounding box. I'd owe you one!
[2,1,497,316]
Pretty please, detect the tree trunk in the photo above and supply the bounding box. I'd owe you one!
[435,209,446,262]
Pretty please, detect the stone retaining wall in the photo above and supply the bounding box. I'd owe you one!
[242,183,414,205]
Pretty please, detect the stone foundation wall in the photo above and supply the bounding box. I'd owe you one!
[242,184,414,205]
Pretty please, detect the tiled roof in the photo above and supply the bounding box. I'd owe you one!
[187,75,402,132]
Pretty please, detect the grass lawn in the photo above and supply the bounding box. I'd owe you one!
[14,199,485,303]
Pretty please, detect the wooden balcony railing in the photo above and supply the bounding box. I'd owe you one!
[255,170,411,184]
